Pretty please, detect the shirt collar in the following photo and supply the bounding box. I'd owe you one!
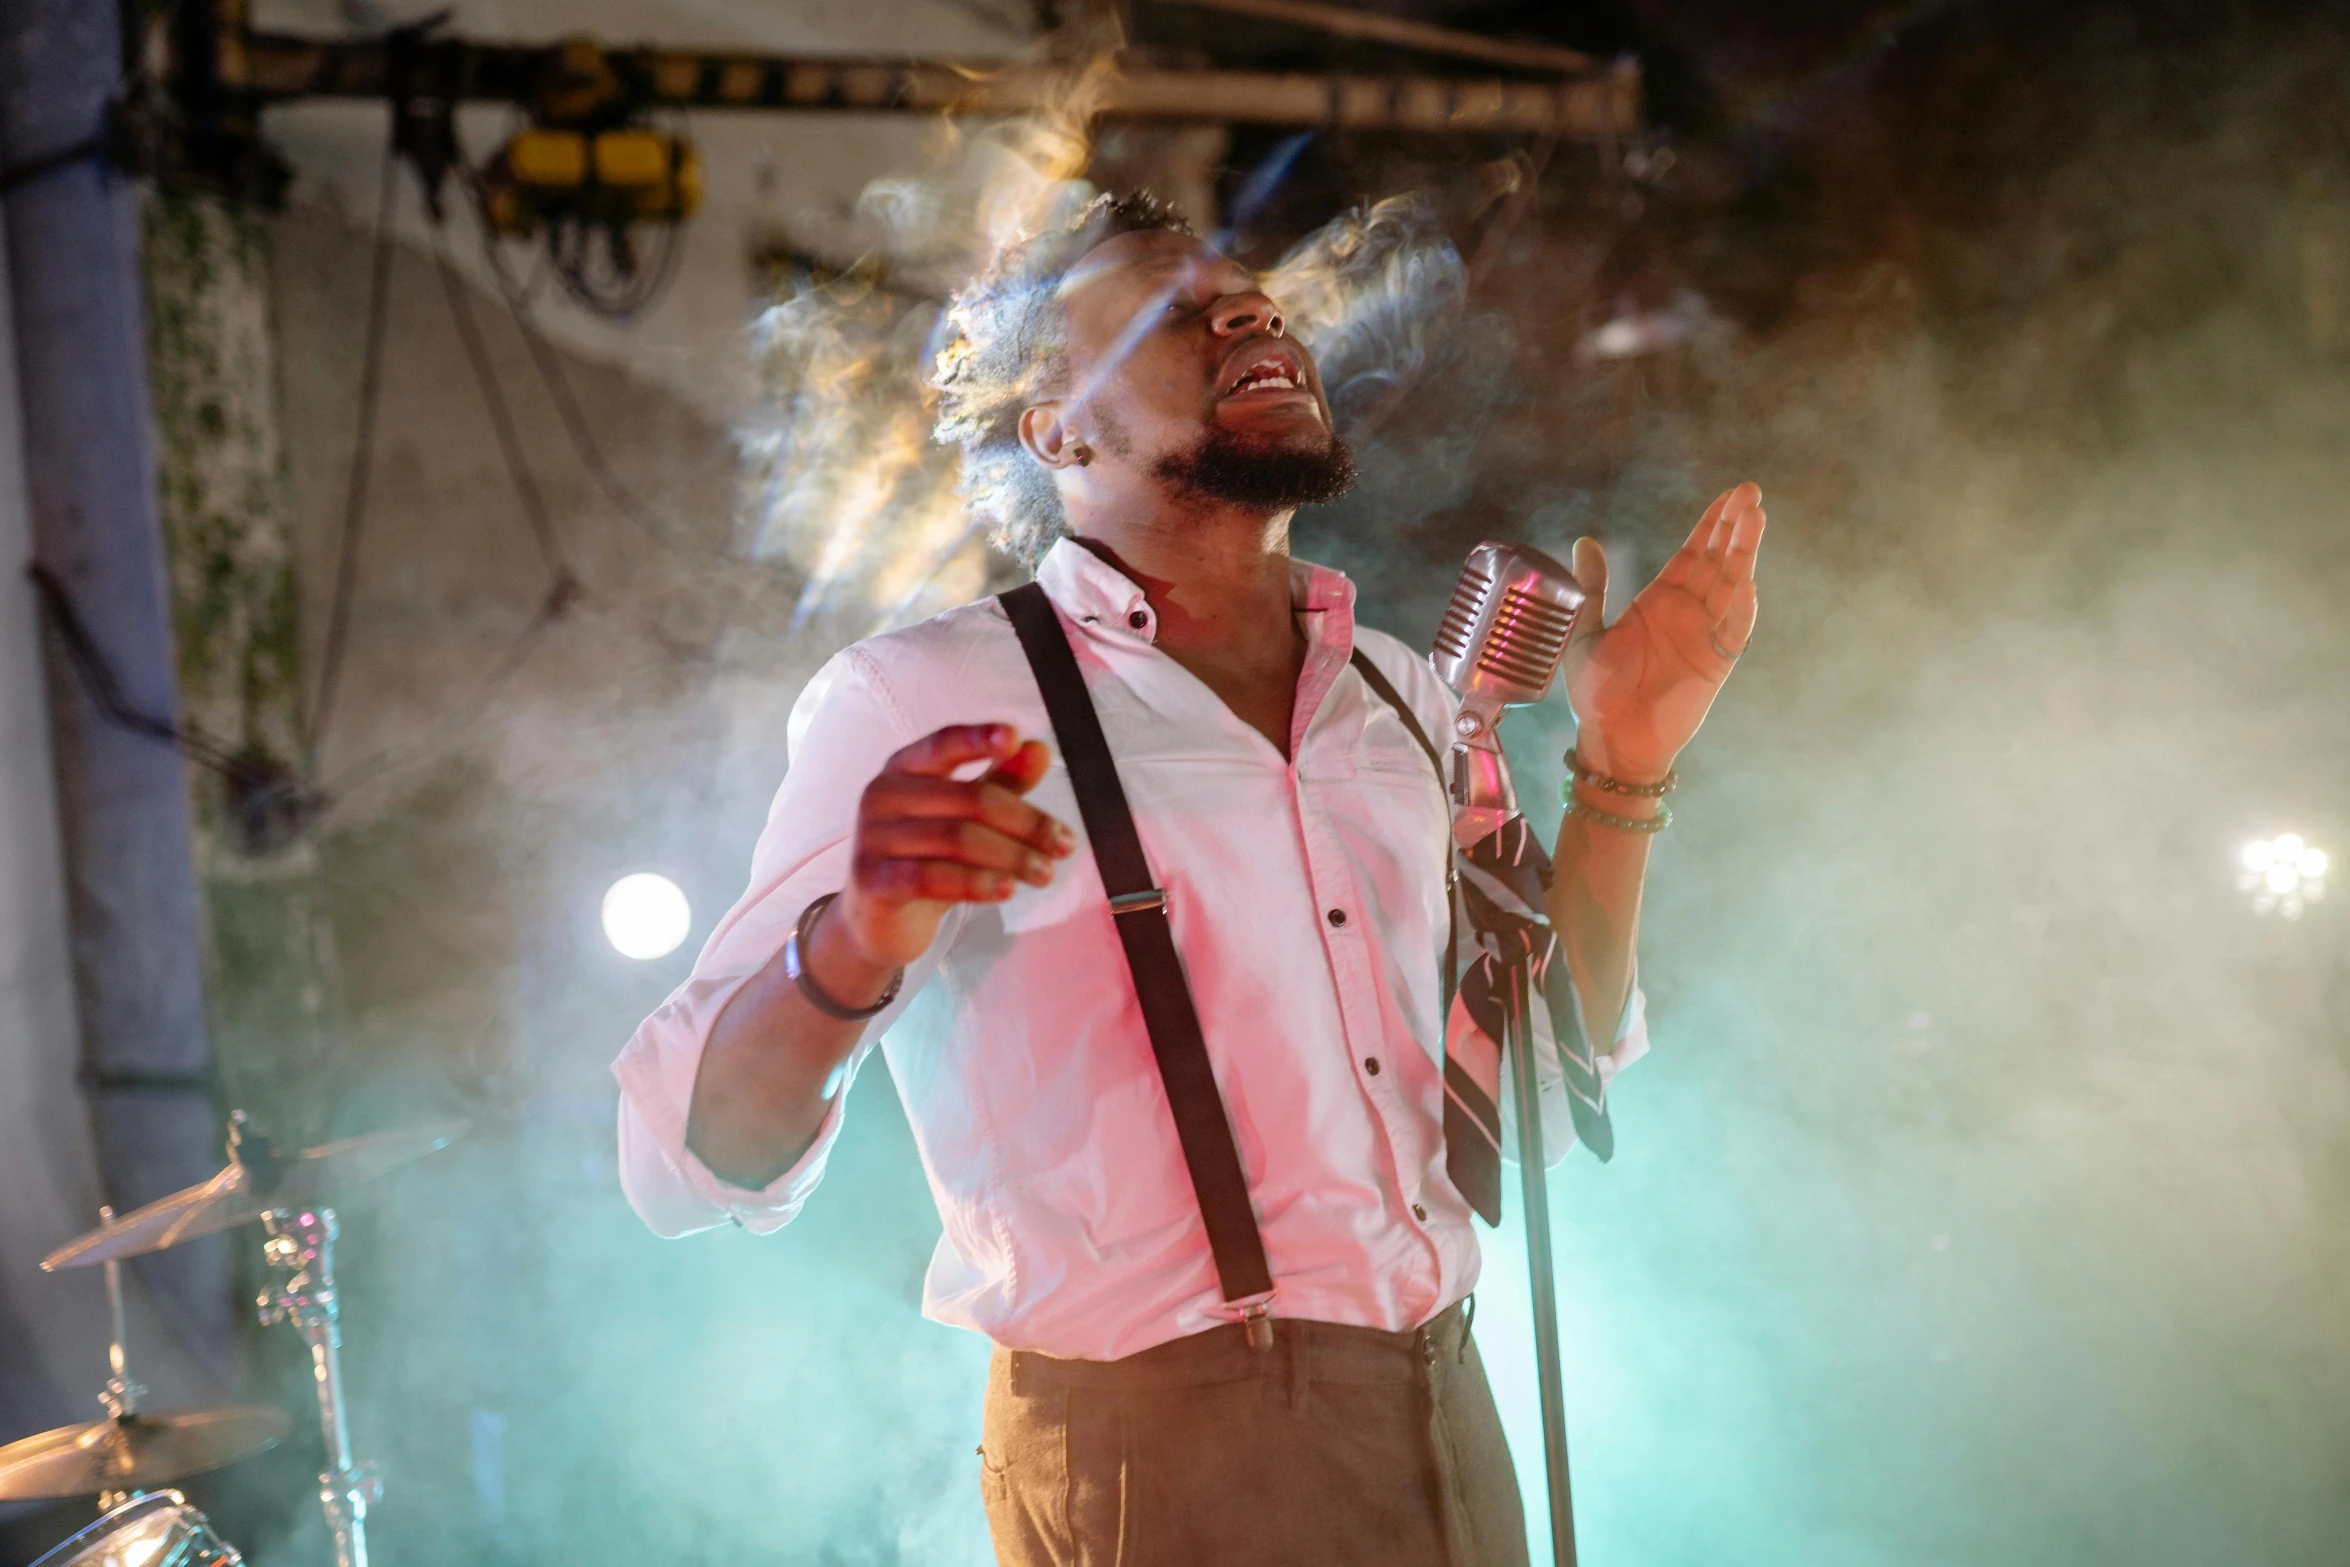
[1033,535,1358,646]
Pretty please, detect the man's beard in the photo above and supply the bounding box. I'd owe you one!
[1151,427,1356,513]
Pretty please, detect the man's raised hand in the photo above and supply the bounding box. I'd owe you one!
[1562,482,1766,783]
[827,724,1075,974]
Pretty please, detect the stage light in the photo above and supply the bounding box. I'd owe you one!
[2238,834,2329,920]
[602,873,691,959]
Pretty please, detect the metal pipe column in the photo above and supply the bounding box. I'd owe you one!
[0,0,231,1386]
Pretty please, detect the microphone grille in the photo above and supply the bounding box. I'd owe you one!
[1428,540,1586,710]
[1431,566,1492,664]
[1475,583,1578,690]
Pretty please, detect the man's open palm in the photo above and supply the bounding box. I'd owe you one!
[1562,482,1766,780]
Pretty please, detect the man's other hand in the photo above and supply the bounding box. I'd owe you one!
[827,725,1074,975]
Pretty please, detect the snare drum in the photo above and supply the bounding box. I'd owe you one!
[29,1491,242,1567]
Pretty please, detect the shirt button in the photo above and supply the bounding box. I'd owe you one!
[1326,907,1347,927]
[1412,1203,1429,1222]
[1128,610,1148,629]
[1364,1056,1381,1076]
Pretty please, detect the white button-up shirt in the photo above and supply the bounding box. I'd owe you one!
[613,540,1647,1361]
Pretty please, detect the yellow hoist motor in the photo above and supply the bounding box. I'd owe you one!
[480,124,702,238]
[469,40,701,317]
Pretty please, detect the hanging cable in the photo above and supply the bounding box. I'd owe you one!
[497,284,727,564]
[31,550,565,842]
[430,240,576,588]
[304,585,567,810]
[308,138,402,748]
[28,564,245,774]
[454,156,772,662]
[296,110,697,818]
[27,563,313,853]
[430,231,717,662]
[449,148,734,566]
[298,144,572,815]
[293,104,770,817]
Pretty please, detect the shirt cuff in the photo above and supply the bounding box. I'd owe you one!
[1595,969,1649,1087]
[611,989,861,1237]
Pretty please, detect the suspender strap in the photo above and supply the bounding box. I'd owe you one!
[998,583,1277,1328]
[1347,649,1458,1019]
[1347,649,1442,777]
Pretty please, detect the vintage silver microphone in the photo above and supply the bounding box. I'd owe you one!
[1429,541,1587,846]
[1429,539,1590,1567]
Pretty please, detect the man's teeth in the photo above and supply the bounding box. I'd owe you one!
[1232,366,1298,392]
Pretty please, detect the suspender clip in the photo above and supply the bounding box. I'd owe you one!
[1109,888,1168,917]
[1242,1300,1274,1354]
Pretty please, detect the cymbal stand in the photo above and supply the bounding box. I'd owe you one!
[94,1205,148,1513]
[96,1206,145,1422]
[258,1206,378,1567]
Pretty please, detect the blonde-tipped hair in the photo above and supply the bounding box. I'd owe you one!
[931,191,1193,566]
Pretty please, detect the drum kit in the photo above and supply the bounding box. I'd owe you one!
[0,1112,466,1567]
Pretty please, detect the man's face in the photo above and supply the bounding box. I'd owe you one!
[1041,228,1352,511]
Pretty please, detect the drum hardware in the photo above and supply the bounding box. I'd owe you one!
[98,1204,144,1423]
[37,1111,468,1567]
[0,1376,290,1508]
[39,1112,468,1273]
[256,1204,377,1567]
[27,1489,244,1567]
[0,1206,290,1507]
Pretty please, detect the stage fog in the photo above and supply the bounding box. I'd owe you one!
[2,2,2346,1565]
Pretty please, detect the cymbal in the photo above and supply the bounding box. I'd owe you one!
[0,1407,291,1500]
[41,1119,469,1271]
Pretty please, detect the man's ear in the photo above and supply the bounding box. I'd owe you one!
[1020,404,1085,470]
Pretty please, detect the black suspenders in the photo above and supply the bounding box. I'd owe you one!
[1000,582,1278,1347]
[1345,647,1458,1020]
[998,581,1454,1354]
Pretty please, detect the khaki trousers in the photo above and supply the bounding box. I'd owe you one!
[978,1301,1528,1567]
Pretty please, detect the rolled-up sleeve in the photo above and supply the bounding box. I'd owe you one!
[1502,966,1650,1167]
[612,646,930,1238]
[1598,975,1649,1083]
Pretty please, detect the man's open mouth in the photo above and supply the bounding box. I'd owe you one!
[1220,345,1309,398]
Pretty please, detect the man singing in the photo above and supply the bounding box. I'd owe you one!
[615,192,1765,1566]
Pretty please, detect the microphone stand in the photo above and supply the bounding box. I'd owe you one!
[1507,958,1579,1567]
[1453,723,1581,1567]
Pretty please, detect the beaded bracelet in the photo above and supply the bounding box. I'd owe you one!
[1563,747,1677,798]
[1564,791,1673,835]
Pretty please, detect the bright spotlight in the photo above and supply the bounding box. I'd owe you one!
[602,873,692,960]
[2238,834,2330,921]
